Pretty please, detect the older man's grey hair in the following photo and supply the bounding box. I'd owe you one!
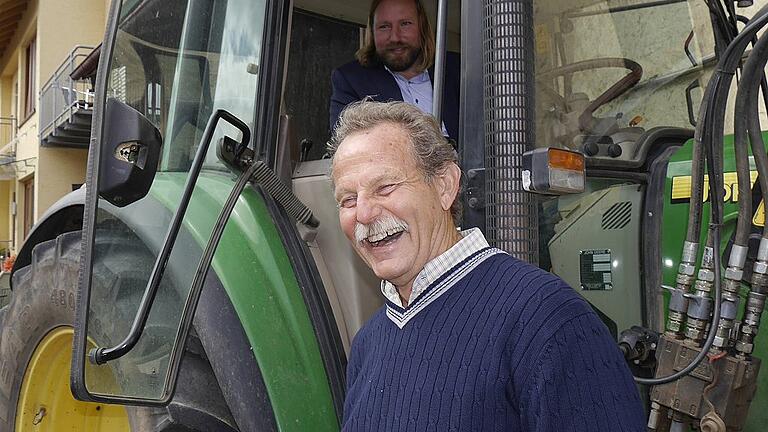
[328,100,462,224]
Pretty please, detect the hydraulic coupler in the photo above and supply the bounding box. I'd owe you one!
[736,238,768,356]
[712,245,748,351]
[684,245,715,344]
[667,241,698,337]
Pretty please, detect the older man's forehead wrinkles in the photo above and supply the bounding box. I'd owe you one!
[334,170,405,198]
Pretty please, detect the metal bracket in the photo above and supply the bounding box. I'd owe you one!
[466,168,485,210]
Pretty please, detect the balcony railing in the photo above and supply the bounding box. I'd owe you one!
[0,117,16,180]
[0,116,14,148]
[39,45,95,144]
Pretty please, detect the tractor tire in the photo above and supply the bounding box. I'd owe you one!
[0,231,238,431]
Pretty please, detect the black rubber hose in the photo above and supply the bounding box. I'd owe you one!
[704,6,768,221]
[737,14,768,134]
[741,30,768,234]
[723,0,739,37]
[635,76,726,386]
[683,0,752,245]
[685,82,710,243]
[635,6,768,385]
[732,47,760,247]
[706,0,737,45]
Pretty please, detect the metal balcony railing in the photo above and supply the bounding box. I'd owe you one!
[0,117,17,179]
[39,45,95,142]
[0,116,14,149]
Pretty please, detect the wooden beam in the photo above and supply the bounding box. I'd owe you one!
[0,12,23,28]
[0,13,22,27]
[0,0,24,10]
[0,21,18,36]
[0,0,24,59]
[0,11,23,33]
[0,4,26,18]
[0,30,16,44]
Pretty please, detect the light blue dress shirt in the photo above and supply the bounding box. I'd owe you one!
[385,67,449,136]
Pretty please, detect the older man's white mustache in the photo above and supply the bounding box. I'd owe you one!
[354,216,409,243]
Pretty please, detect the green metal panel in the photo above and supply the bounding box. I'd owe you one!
[661,135,767,431]
[151,171,338,431]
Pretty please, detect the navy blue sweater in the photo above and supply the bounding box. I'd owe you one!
[342,249,645,431]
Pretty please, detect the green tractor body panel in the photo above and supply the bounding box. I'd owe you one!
[150,172,338,430]
[661,135,768,430]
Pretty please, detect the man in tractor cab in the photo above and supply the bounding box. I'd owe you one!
[328,0,460,140]
[329,100,645,431]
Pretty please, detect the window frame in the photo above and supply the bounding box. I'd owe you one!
[21,175,34,238]
[23,38,36,121]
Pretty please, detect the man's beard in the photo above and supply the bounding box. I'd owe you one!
[377,44,422,72]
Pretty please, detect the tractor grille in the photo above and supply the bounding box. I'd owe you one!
[602,201,632,230]
[483,0,538,264]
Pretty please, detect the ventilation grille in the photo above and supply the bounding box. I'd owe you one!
[602,201,632,230]
[483,0,538,264]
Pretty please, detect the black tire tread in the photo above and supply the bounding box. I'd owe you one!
[0,231,238,432]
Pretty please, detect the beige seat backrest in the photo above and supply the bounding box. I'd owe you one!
[292,159,383,353]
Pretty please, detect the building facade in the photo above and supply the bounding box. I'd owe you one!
[0,0,108,259]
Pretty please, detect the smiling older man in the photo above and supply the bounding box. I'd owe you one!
[329,101,645,432]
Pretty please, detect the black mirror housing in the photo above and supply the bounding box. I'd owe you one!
[98,98,162,207]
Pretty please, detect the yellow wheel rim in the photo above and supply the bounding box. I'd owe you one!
[15,327,130,431]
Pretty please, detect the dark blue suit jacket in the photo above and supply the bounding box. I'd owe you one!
[329,52,461,140]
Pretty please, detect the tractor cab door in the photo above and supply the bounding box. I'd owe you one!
[71,0,272,404]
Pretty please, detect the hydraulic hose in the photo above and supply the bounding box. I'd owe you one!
[684,86,708,244]
[732,65,754,248]
[635,6,768,385]
[737,14,768,131]
[701,5,768,243]
[737,22,768,357]
[742,31,768,234]
[635,76,725,386]
[705,0,737,54]
[685,0,740,247]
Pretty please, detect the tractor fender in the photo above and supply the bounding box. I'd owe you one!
[11,187,86,285]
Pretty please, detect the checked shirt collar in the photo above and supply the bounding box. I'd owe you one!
[381,227,490,308]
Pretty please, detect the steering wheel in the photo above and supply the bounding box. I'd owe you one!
[537,58,643,133]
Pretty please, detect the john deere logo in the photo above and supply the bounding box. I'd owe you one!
[671,170,765,226]
[671,171,758,203]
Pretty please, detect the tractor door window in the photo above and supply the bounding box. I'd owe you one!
[79,0,267,402]
[534,0,715,155]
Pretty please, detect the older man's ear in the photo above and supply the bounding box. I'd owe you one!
[436,162,462,212]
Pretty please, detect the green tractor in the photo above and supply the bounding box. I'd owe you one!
[0,0,766,430]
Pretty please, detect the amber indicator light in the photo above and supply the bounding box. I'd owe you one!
[547,148,584,171]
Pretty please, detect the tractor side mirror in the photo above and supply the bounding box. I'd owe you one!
[98,98,162,207]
